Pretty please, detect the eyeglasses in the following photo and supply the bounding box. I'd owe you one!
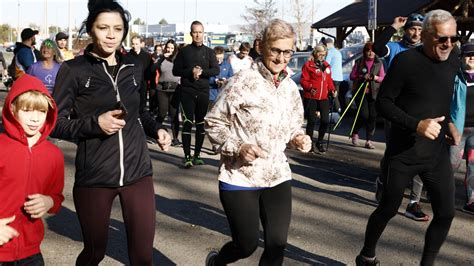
[269,47,295,58]
[433,35,461,44]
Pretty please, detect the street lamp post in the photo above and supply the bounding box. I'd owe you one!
[17,0,20,42]
[145,0,148,38]
[68,0,72,50]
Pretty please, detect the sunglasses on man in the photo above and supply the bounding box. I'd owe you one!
[434,35,461,44]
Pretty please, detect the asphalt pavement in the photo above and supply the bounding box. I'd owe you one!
[0,80,473,265]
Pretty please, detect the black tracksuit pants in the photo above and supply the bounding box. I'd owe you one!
[180,89,209,157]
[361,152,455,265]
[304,98,330,144]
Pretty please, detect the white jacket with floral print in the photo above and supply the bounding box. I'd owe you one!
[204,61,305,188]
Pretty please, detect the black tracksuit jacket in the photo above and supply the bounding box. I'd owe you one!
[376,46,459,164]
[172,42,220,94]
[51,45,165,187]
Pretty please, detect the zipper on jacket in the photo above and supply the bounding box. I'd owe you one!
[102,62,133,187]
[319,72,325,99]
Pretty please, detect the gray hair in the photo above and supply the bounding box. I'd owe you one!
[423,9,456,34]
[262,19,296,44]
[312,44,327,57]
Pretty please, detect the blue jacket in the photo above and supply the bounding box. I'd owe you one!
[326,47,343,81]
[209,59,233,101]
[451,70,467,133]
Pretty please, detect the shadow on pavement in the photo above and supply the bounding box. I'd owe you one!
[46,206,174,265]
[155,194,345,265]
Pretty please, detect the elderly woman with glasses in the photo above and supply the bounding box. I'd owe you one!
[204,19,312,266]
[26,39,63,94]
[300,44,337,154]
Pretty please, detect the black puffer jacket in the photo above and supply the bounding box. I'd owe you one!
[51,45,165,187]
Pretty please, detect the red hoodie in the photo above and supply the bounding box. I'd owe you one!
[300,60,335,100]
[0,74,64,261]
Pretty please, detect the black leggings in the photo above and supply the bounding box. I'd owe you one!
[214,181,292,266]
[304,98,329,143]
[361,154,455,265]
[352,92,377,140]
[180,90,209,157]
[156,90,180,141]
[73,176,156,266]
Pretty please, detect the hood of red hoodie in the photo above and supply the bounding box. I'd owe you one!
[2,74,57,146]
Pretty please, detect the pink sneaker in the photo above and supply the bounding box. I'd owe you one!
[365,140,375,149]
[351,134,359,146]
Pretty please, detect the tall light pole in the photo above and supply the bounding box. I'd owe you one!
[44,0,48,37]
[17,0,20,42]
[68,0,72,50]
[145,0,149,38]
[126,0,130,47]
[183,0,186,33]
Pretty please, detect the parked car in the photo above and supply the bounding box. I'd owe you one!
[290,44,364,111]
[5,44,15,52]
[287,51,311,74]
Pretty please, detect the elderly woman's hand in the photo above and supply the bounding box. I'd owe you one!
[239,144,267,163]
[292,134,312,152]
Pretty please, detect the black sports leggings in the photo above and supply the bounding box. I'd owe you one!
[304,98,329,143]
[352,92,377,140]
[214,181,292,266]
[361,153,455,265]
[156,90,180,141]
[180,90,209,157]
[73,176,155,266]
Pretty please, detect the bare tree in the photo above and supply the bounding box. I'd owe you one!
[291,0,309,50]
[241,0,278,36]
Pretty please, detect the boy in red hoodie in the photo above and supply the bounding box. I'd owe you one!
[0,74,64,264]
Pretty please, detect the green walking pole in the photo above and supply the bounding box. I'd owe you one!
[349,82,369,136]
[333,80,367,130]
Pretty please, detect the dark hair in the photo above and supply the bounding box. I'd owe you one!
[239,42,251,52]
[190,20,203,32]
[252,38,262,48]
[164,39,178,61]
[214,46,225,55]
[81,0,131,42]
[363,42,373,53]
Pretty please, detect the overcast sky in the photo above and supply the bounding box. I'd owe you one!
[0,0,353,29]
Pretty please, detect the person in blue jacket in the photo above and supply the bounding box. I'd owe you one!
[209,46,233,109]
[450,42,474,214]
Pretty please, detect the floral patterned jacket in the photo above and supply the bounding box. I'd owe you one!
[204,61,305,188]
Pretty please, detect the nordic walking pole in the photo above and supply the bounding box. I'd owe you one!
[349,82,369,136]
[333,81,367,130]
[326,95,334,151]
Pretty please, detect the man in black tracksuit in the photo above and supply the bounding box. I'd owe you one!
[356,10,460,266]
[173,21,220,168]
[128,36,153,112]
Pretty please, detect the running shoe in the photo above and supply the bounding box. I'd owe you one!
[375,177,383,203]
[351,134,359,146]
[355,255,380,266]
[365,140,375,149]
[193,155,205,165]
[404,202,430,221]
[315,142,326,154]
[463,202,474,214]
[205,251,219,266]
[171,139,182,147]
[183,156,193,169]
